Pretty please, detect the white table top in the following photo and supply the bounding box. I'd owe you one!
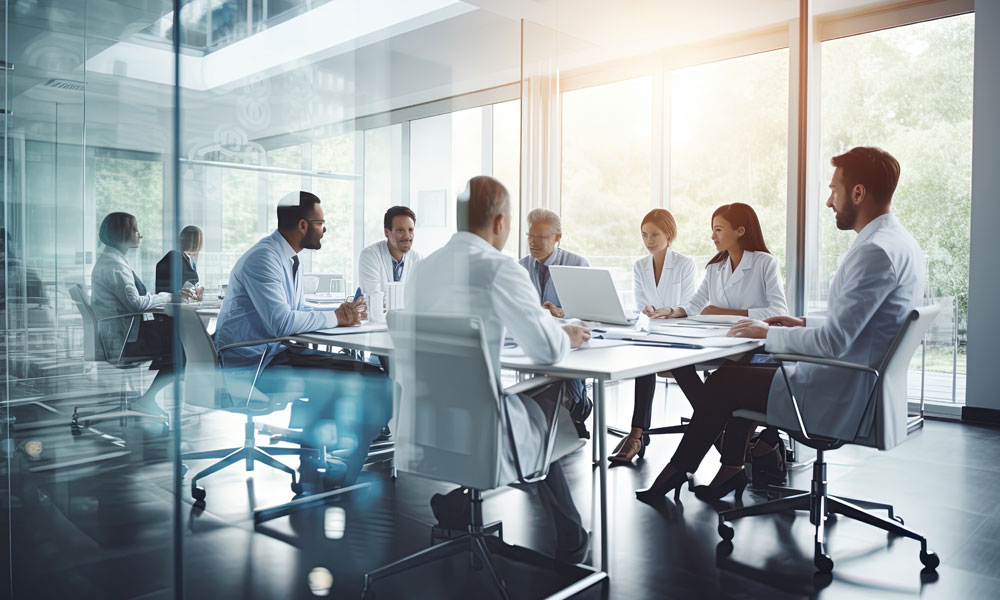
[294,330,761,381]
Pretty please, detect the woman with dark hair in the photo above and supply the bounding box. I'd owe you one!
[611,203,787,468]
[156,225,203,297]
[91,212,178,418]
[609,208,697,462]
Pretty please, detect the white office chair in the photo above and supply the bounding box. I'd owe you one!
[717,305,941,574]
[67,283,167,431]
[362,312,606,599]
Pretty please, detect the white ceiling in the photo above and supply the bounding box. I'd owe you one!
[9,0,916,156]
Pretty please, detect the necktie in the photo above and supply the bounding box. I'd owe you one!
[132,271,148,296]
[291,255,299,280]
[537,262,550,293]
[392,258,404,282]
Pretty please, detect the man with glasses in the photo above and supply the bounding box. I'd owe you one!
[518,208,589,318]
[214,191,391,489]
[518,208,593,437]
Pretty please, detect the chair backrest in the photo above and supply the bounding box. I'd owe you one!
[388,311,507,491]
[175,304,271,411]
[861,304,940,450]
[68,284,106,362]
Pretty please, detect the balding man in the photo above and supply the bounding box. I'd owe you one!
[405,176,592,563]
[518,208,589,319]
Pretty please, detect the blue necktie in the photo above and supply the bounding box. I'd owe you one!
[392,258,404,282]
[537,262,550,293]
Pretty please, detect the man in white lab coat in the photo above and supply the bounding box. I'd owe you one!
[405,175,593,562]
[358,206,422,296]
[636,146,926,503]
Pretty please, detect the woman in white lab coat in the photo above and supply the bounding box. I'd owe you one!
[609,209,696,462]
[610,203,787,463]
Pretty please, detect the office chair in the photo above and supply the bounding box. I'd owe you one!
[67,283,167,432]
[716,305,941,573]
[362,312,607,599]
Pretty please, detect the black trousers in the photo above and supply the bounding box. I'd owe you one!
[669,363,776,473]
[254,344,392,484]
[630,365,706,429]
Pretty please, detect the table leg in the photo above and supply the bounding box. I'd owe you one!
[595,378,609,573]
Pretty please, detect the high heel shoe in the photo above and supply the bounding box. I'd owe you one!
[635,469,693,503]
[693,469,748,502]
[609,435,645,463]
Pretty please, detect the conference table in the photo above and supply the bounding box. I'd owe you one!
[293,325,761,574]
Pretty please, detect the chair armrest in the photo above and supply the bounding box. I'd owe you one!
[217,337,295,352]
[503,375,566,397]
[97,311,156,323]
[770,353,878,377]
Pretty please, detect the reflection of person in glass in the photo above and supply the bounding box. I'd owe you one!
[0,227,46,309]
[156,225,203,299]
[635,147,924,504]
[90,212,179,418]
[213,191,391,489]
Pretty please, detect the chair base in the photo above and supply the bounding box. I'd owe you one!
[717,449,939,573]
[362,490,607,600]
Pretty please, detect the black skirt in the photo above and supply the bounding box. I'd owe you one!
[121,314,181,371]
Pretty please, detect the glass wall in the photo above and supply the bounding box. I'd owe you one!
[812,13,974,404]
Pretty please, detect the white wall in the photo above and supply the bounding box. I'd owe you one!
[965,2,1000,412]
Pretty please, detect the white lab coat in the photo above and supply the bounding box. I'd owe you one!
[680,250,787,320]
[765,214,924,445]
[632,249,697,312]
[405,232,577,481]
[357,239,422,294]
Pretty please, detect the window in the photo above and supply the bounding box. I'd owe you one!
[409,107,484,256]
[309,134,356,281]
[491,100,521,257]
[562,77,652,301]
[94,154,164,281]
[814,14,974,403]
[669,49,790,274]
[363,124,404,252]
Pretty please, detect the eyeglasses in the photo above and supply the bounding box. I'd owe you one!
[525,233,556,240]
[307,220,326,227]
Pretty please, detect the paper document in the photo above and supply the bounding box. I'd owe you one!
[649,325,732,338]
[576,338,631,350]
[650,335,759,348]
[684,314,746,324]
[315,323,388,335]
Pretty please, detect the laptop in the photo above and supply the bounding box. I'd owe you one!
[549,266,633,326]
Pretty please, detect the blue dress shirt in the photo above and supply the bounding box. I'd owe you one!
[214,230,338,368]
[518,247,590,307]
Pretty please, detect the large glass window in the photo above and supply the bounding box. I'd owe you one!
[409,107,484,256]
[309,134,356,282]
[93,154,165,280]
[492,100,521,257]
[669,49,790,273]
[815,14,974,404]
[562,77,652,303]
[363,124,404,251]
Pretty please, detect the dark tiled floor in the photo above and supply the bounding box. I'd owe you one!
[3,375,1000,599]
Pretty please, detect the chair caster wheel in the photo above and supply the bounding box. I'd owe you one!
[718,521,734,541]
[892,515,904,525]
[815,553,834,573]
[291,481,303,494]
[716,541,733,559]
[192,485,206,501]
[920,550,940,570]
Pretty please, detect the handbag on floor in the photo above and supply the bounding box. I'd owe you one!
[748,427,787,488]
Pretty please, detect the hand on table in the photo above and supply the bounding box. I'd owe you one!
[336,297,367,326]
[650,307,675,319]
[727,319,769,339]
[562,324,591,348]
[764,316,805,328]
[542,301,565,318]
